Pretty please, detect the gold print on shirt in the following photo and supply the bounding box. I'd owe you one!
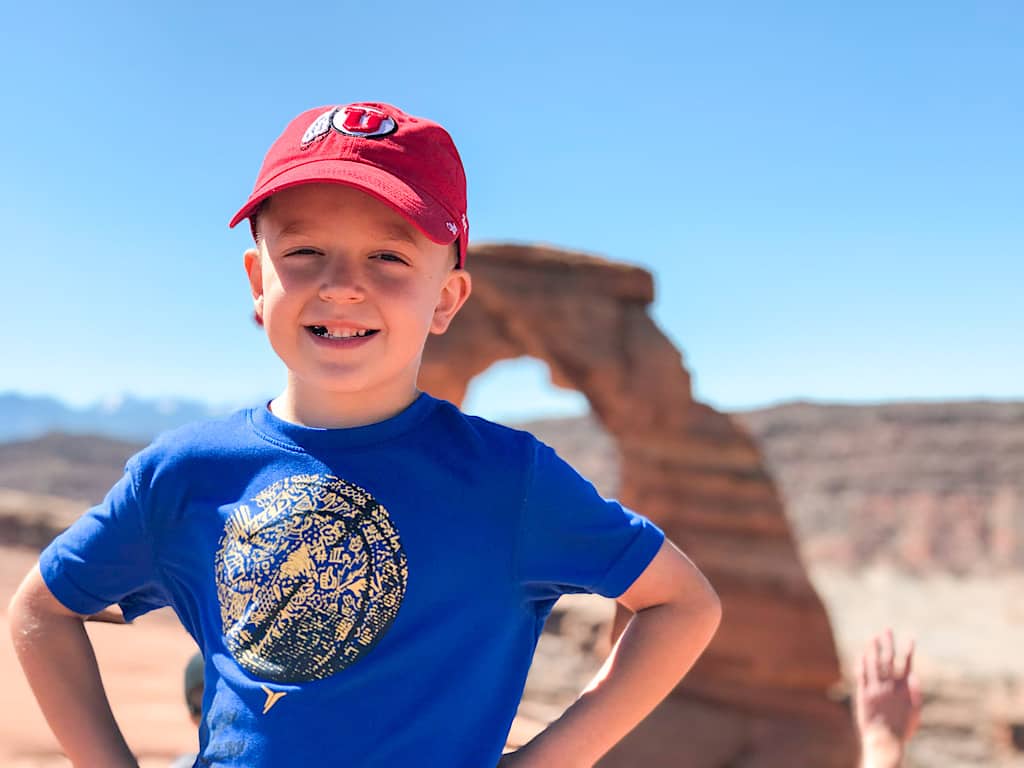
[215,474,408,683]
[260,685,287,714]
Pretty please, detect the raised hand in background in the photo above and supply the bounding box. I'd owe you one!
[856,629,922,768]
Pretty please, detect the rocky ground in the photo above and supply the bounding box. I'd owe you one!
[0,547,199,767]
[5,554,1024,766]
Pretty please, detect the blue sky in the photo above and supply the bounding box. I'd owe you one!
[1,1,1020,421]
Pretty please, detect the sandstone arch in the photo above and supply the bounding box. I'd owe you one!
[421,244,857,766]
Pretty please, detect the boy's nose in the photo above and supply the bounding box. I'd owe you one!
[318,261,366,303]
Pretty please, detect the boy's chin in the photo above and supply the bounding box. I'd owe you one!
[289,371,419,402]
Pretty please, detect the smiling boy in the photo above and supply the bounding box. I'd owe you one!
[246,182,469,429]
[9,102,721,768]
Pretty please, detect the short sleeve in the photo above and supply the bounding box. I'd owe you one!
[516,440,664,602]
[38,458,170,621]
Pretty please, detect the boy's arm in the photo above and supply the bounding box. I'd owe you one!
[504,538,721,768]
[859,728,906,768]
[8,563,138,768]
[856,630,920,768]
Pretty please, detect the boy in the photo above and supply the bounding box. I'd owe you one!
[8,102,721,768]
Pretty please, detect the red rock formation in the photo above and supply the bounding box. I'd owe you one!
[420,244,857,766]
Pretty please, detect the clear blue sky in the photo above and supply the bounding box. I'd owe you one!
[1,1,1020,421]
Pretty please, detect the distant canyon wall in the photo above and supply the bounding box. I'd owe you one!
[736,402,1024,574]
[524,402,1024,576]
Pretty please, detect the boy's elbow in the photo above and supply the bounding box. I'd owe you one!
[9,564,81,636]
[689,580,722,638]
[8,572,37,626]
[704,587,723,634]
[679,556,722,636]
[8,586,42,648]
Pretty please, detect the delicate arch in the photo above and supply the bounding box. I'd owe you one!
[421,244,856,766]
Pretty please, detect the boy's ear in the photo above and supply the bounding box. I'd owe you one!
[430,270,472,335]
[244,248,264,325]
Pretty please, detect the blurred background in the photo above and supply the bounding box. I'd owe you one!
[0,1,1020,766]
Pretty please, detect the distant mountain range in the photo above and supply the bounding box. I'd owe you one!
[0,392,236,443]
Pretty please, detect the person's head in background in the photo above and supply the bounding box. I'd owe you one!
[184,652,204,727]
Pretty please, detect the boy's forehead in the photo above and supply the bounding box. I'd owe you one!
[273,217,420,246]
[262,187,424,245]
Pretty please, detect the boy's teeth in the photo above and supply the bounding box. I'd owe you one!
[311,326,372,339]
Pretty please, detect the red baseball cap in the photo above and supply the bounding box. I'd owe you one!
[230,102,469,267]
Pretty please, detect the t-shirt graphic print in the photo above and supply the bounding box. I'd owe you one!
[215,473,408,683]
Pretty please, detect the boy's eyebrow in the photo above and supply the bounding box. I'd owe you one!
[275,219,316,239]
[376,221,420,246]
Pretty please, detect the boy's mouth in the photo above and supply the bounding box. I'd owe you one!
[307,325,380,340]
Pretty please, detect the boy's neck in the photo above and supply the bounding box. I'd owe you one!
[269,381,421,429]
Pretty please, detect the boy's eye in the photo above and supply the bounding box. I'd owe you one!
[285,248,320,257]
[372,252,407,264]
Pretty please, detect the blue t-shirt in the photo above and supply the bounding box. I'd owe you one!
[40,393,664,768]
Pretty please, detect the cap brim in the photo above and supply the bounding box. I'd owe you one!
[228,160,458,247]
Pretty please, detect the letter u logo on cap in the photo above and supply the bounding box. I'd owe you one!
[332,106,397,138]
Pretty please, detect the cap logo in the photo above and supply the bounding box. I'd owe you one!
[332,105,397,138]
[300,109,336,146]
